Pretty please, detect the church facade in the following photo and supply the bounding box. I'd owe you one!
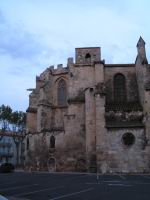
[26,37,150,173]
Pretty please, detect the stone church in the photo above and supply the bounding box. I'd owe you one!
[26,37,150,173]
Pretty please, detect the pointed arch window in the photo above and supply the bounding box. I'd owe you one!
[50,135,55,148]
[57,79,67,106]
[114,73,126,102]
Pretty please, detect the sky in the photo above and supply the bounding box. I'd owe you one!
[0,0,150,111]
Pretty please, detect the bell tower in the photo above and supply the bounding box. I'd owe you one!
[75,47,101,64]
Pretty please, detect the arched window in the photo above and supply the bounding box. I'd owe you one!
[26,137,29,150]
[85,53,91,63]
[50,135,55,148]
[114,73,126,102]
[57,79,67,106]
[122,132,135,146]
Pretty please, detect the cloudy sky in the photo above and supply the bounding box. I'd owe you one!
[0,0,150,111]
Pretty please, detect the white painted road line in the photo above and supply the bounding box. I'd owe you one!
[49,187,94,200]
[0,181,18,187]
[15,186,64,197]
[86,180,121,184]
[108,184,132,187]
[86,182,102,185]
[143,175,150,179]
[0,184,38,192]
[104,180,121,183]
[135,182,150,185]
[119,175,126,180]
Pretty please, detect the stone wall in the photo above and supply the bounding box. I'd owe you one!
[102,128,149,173]
[75,47,101,64]
[26,40,150,173]
[105,65,138,103]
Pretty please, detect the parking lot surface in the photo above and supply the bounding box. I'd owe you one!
[0,172,150,200]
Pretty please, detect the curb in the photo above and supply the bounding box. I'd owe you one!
[14,170,150,176]
[7,197,29,200]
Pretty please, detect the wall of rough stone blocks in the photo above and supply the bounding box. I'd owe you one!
[26,112,37,133]
[143,91,150,146]
[135,60,145,106]
[51,108,68,129]
[75,47,101,64]
[103,128,149,173]
[64,103,85,137]
[26,43,150,173]
[68,65,95,98]
[85,88,96,153]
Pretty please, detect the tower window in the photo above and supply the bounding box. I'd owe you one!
[114,73,126,102]
[50,135,55,148]
[57,79,67,106]
[122,133,135,146]
[85,53,91,63]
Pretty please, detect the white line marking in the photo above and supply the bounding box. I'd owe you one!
[85,181,121,185]
[135,182,150,185]
[0,181,18,186]
[119,175,126,180]
[49,187,94,200]
[86,182,101,185]
[108,184,132,187]
[15,186,64,197]
[86,180,122,184]
[0,184,38,192]
[104,180,121,183]
[143,175,150,179]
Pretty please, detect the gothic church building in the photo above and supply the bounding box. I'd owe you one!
[26,37,150,173]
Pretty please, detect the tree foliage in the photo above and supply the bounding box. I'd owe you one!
[0,104,26,133]
[0,104,12,131]
[0,104,26,165]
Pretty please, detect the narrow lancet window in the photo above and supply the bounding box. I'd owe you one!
[114,73,126,102]
[50,135,55,148]
[57,79,67,106]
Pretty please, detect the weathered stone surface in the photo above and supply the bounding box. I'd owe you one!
[25,39,150,173]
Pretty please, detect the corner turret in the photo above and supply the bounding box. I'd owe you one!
[137,36,148,65]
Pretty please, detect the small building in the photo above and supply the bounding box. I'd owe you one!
[0,134,25,166]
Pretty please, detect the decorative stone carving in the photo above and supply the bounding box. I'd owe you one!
[105,110,143,122]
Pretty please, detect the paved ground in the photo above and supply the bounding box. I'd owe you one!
[0,172,150,200]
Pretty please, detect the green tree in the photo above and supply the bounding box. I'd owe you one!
[0,104,12,131]
[0,104,26,166]
[10,111,26,166]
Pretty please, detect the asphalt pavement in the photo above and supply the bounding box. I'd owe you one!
[0,172,150,200]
